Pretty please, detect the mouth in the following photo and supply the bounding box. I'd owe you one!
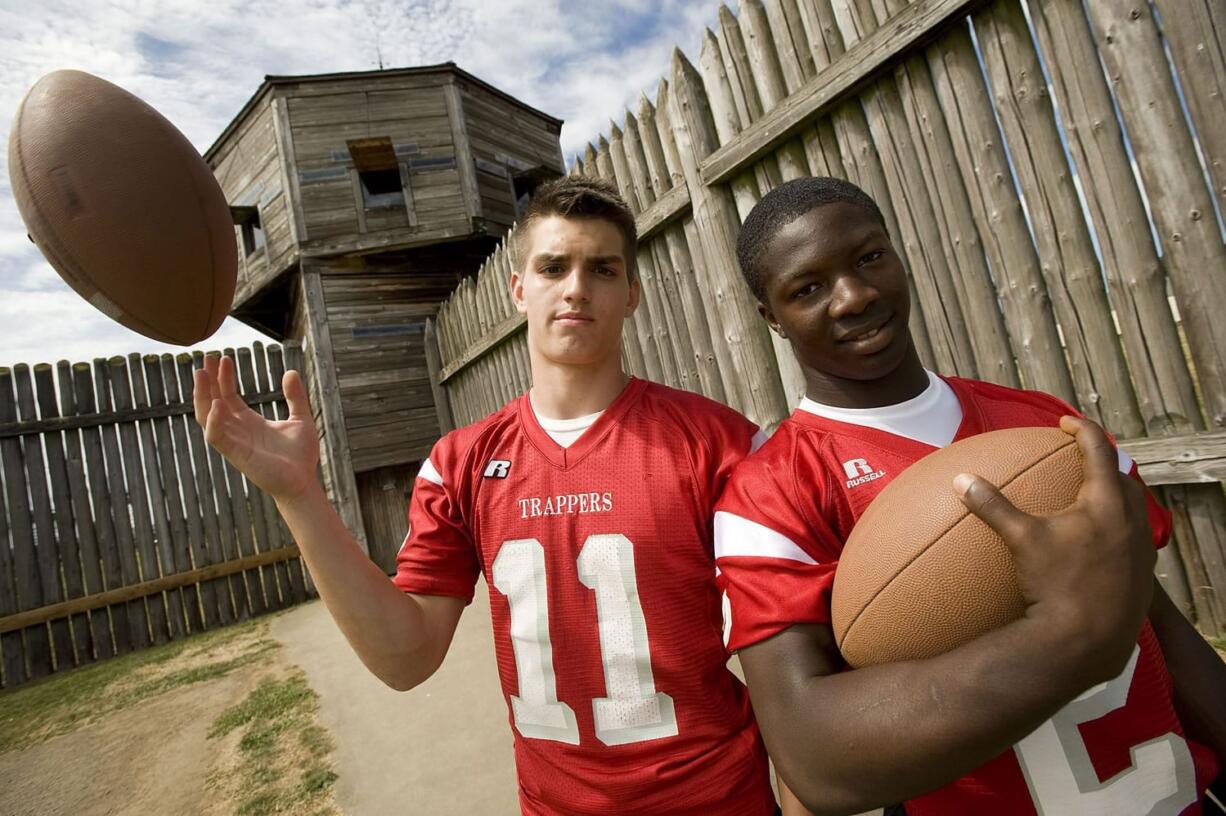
[553,313,594,326]
[836,314,895,353]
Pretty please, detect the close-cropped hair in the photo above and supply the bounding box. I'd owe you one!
[736,176,887,301]
[516,176,639,279]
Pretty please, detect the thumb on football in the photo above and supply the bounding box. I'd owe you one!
[954,473,1031,544]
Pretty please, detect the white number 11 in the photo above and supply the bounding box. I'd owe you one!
[491,535,678,747]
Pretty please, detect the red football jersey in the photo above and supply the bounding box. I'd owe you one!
[395,378,775,815]
[715,376,1219,815]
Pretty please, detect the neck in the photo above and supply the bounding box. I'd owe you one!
[528,350,629,420]
[803,344,929,409]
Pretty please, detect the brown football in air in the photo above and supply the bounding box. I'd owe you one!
[8,70,236,345]
[831,427,1084,668]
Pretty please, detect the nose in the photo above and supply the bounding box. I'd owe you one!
[562,268,590,303]
[828,273,877,318]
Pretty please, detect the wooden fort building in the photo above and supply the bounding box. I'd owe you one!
[204,64,563,569]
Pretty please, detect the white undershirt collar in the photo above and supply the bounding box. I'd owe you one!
[797,369,963,449]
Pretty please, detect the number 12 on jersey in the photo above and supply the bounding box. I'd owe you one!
[492,535,678,747]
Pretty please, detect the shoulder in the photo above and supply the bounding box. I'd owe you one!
[427,398,522,483]
[951,376,1080,425]
[637,380,756,437]
[725,418,815,492]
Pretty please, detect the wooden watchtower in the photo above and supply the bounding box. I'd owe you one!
[204,64,563,569]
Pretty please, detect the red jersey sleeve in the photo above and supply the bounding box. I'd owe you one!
[393,438,480,603]
[714,435,842,652]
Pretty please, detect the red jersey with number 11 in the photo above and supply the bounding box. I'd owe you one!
[395,378,774,816]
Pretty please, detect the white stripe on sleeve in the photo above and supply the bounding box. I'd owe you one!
[714,511,819,564]
[750,429,769,454]
[1117,447,1134,476]
[417,458,443,486]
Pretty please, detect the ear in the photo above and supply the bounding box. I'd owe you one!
[625,272,641,317]
[510,267,527,315]
[757,301,786,339]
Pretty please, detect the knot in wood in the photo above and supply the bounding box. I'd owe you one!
[1190,209,1202,221]
[1128,7,1142,20]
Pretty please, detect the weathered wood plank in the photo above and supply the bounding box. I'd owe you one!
[0,547,303,634]
[1030,0,1221,623]
[99,359,155,647]
[670,49,789,427]
[301,263,368,552]
[119,356,176,643]
[701,0,984,185]
[0,368,40,682]
[1085,0,1226,431]
[973,0,1139,433]
[1153,0,1226,217]
[58,363,112,660]
[33,364,90,664]
[925,23,1076,400]
[15,365,77,669]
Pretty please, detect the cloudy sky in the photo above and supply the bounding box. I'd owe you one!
[0,0,716,368]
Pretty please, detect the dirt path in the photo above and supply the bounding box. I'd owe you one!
[0,669,259,816]
[270,588,519,815]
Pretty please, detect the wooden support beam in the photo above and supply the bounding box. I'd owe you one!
[438,313,526,384]
[700,0,983,186]
[0,547,302,634]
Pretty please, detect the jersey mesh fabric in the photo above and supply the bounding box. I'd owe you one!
[396,378,775,815]
[714,376,1219,816]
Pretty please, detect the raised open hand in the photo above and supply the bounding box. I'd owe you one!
[193,354,320,502]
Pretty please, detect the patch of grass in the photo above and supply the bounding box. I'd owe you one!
[237,791,280,816]
[209,674,313,739]
[302,768,337,794]
[300,724,333,758]
[0,618,271,753]
[208,669,338,815]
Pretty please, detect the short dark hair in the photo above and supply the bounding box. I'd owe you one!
[736,176,886,301]
[516,176,638,278]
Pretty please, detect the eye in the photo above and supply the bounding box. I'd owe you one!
[789,281,823,301]
[857,250,885,267]
[539,264,563,276]
[595,265,617,277]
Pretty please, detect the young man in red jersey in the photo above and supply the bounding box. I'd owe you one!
[194,177,779,814]
[715,176,1226,816]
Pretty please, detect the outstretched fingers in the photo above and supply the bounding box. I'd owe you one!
[282,370,312,421]
[192,367,214,427]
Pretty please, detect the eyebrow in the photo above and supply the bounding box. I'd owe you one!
[531,253,624,265]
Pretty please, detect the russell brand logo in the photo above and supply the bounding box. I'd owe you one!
[842,458,885,488]
[484,459,511,479]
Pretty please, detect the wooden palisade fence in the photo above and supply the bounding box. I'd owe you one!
[428,0,1226,633]
[0,342,313,689]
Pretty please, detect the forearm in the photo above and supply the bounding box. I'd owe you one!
[1150,585,1226,765]
[755,616,1104,814]
[275,479,449,690]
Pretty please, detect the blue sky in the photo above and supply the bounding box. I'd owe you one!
[0,0,715,367]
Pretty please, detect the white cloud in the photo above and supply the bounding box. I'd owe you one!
[0,0,717,367]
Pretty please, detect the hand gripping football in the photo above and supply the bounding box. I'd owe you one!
[8,70,236,345]
[831,427,1084,668]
